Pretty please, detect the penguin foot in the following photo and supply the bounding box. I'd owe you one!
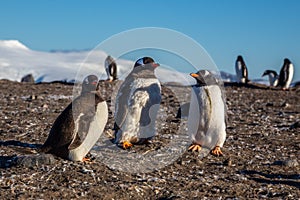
[211,146,223,156]
[188,144,202,152]
[122,141,133,149]
[82,157,92,162]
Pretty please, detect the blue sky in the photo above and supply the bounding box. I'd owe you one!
[0,0,299,81]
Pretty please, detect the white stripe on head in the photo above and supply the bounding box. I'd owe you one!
[137,58,144,66]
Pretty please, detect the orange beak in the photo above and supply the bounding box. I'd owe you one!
[190,73,199,78]
[152,63,160,68]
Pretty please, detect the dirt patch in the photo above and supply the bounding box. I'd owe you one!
[0,80,299,199]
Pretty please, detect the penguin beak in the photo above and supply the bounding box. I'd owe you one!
[91,81,98,85]
[152,63,160,68]
[190,73,199,78]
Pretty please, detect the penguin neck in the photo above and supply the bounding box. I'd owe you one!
[80,90,99,96]
[131,68,156,79]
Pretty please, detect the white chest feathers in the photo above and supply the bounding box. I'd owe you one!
[117,78,161,142]
[68,101,108,161]
[284,63,294,89]
[130,78,161,93]
[188,85,226,149]
[235,61,247,83]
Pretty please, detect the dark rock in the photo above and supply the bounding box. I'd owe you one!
[273,160,299,167]
[14,153,56,168]
[290,121,300,129]
[21,74,35,83]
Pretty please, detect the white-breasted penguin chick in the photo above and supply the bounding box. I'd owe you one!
[188,70,226,156]
[39,75,108,161]
[114,57,161,149]
[235,55,249,84]
[105,55,117,81]
[262,70,279,86]
[278,58,294,90]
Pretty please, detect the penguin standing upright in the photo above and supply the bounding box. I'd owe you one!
[105,55,117,81]
[235,55,249,84]
[278,58,294,90]
[262,70,279,86]
[114,57,161,149]
[39,75,108,161]
[188,70,226,156]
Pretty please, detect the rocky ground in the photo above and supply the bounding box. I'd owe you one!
[0,79,299,199]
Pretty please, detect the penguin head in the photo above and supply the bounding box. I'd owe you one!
[190,70,219,86]
[81,75,98,93]
[284,58,291,64]
[134,57,160,69]
[262,70,278,77]
[237,55,244,62]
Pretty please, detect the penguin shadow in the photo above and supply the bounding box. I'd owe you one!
[240,170,300,189]
[0,140,43,168]
[0,140,42,150]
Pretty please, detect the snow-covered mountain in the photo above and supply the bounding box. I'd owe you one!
[3,40,296,86]
[0,40,133,83]
[0,40,196,84]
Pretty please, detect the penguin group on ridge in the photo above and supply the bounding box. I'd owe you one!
[234,55,294,90]
[39,53,297,162]
[262,58,294,90]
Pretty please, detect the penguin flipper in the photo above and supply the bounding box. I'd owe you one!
[114,78,132,131]
[41,104,76,152]
[68,132,82,150]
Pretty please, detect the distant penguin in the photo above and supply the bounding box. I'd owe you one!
[278,58,294,90]
[39,75,108,161]
[235,55,249,84]
[262,70,279,86]
[105,55,117,81]
[188,70,226,156]
[114,57,161,149]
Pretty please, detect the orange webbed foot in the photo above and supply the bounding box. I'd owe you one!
[123,141,133,149]
[82,157,92,163]
[188,144,202,152]
[211,146,223,156]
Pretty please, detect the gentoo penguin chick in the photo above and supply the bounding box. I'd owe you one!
[114,57,161,149]
[39,75,108,161]
[104,55,117,82]
[188,70,226,156]
[278,58,294,90]
[235,55,249,84]
[262,70,279,86]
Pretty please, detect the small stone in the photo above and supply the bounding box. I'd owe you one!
[21,74,35,83]
[29,95,36,100]
[290,121,300,130]
[273,159,299,167]
[223,157,232,166]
